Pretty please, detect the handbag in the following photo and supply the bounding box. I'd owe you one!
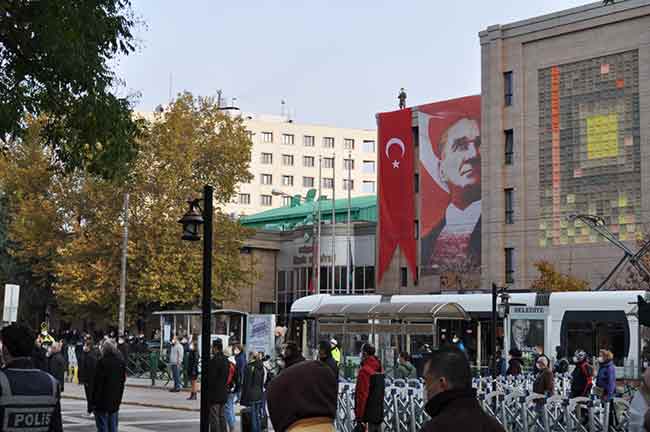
[593,386,604,398]
[352,422,365,432]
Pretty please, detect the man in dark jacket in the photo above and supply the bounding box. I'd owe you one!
[355,344,384,432]
[318,341,338,379]
[506,349,523,377]
[241,352,266,432]
[207,339,230,432]
[419,347,504,432]
[570,350,593,398]
[47,342,66,393]
[281,341,305,370]
[92,339,126,432]
[267,360,337,431]
[78,337,100,415]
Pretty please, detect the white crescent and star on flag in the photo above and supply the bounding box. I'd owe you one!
[385,137,405,169]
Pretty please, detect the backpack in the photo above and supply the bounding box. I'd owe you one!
[226,362,236,387]
[580,362,594,390]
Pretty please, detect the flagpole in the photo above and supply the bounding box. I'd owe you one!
[331,151,336,295]
[346,150,352,295]
[317,155,322,295]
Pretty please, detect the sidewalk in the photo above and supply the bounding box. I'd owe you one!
[62,382,200,411]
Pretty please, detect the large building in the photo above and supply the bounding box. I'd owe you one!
[224,112,377,216]
[480,0,650,290]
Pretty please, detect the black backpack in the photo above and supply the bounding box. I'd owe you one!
[363,373,385,424]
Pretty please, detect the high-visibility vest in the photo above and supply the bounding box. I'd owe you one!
[0,367,59,431]
[331,347,341,365]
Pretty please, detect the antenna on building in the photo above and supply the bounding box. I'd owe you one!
[281,99,287,118]
[217,89,223,108]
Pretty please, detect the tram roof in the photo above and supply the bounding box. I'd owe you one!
[308,301,468,320]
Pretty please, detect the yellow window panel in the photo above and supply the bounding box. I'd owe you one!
[627,224,636,233]
[618,192,627,208]
[586,113,619,159]
[567,194,576,204]
[539,238,547,248]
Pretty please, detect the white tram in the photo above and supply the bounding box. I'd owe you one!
[289,291,648,377]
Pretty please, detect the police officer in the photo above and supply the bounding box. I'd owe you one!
[0,323,62,431]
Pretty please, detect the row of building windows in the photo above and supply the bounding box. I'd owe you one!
[258,132,376,151]
[258,173,375,191]
[238,181,376,207]
[259,154,376,172]
[277,266,376,298]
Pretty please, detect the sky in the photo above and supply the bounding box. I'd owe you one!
[116,0,589,129]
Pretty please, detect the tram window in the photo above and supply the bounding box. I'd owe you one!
[354,266,364,294]
[566,319,626,366]
[365,267,375,291]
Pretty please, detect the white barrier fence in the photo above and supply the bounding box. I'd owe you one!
[335,374,632,432]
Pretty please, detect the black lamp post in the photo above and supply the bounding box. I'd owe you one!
[178,185,213,432]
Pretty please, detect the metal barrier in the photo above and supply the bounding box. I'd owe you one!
[336,374,634,432]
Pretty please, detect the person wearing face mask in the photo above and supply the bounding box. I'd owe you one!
[570,350,593,398]
[595,349,617,427]
[419,347,504,432]
[532,345,550,375]
[533,357,554,396]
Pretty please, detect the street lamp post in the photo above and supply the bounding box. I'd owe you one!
[178,185,213,432]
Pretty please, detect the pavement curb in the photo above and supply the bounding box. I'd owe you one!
[61,395,200,412]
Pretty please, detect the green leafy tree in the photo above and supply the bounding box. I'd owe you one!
[0,0,142,178]
[530,260,589,292]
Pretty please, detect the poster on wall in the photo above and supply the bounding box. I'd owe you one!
[508,306,549,355]
[246,314,276,356]
[418,96,481,289]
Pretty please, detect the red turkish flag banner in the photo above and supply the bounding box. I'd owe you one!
[377,108,416,284]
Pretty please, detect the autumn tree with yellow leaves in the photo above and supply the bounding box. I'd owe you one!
[530,260,590,293]
[0,93,254,325]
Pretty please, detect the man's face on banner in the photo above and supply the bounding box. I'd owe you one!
[439,118,481,192]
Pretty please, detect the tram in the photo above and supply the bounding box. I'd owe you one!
[288,290,648,377]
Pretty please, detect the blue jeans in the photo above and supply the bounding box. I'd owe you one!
[251,400,264,432]
[225,393,236,430]
[95,411,118,432]
[171,364,181,390]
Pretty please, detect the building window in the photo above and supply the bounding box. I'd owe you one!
[261,194,273,206]
[414,173,419,193]
[343,179,354,191]
[303,176,314,187]
[261,152,273,164]
[505,247,514,284]
[505,188,514,224]
[362,140,376,153]
[262,132,273,143]
[238,193,250,204]
[322,157,334,169]
[504,129,514,165]
[362,181,375,193]
[400,267,407,288]
[303,135,315,147]
[246,131,254,141]
[259,302,275,314]
[282,196,292,207]
[261,174,273,185]
[322,137,335,148]
[344,138,355,150]
[282,134,294,145]
[282,175,294,186]
[343,159,354,170]
[282,154,294,166]
[303,156,314,167]
[362,160,375,173]
[504,71,513,106]
[414,220,419,240]
[322,177,334,189]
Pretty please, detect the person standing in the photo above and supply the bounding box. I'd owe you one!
[506,349,523,377]
[596,349,617,427]
[241,352,266,432]
[117,336,129,365]
[92,339,126,432]
[570,350,593,398]
[532,345,551,375]
[553,346,570,375]
[280,342,305,370]
[330,339,341,366]
[169,335,184,392]
[533,357,554,396]
[267,360,338,431]
[186,340,199,400]
[67,341,79,384]
[0,324,63,432]
[48,341,67,394]
[495,350,507,377]
[224,347,239,432]
[630,368,650,432]
[418,347,504,432]
[207,339,230,432]
[395,352,417,380]
[79,337,100,416]
[318,341,338,379]
[355,344,384,432]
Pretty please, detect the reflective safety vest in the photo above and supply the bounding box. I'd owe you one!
[331,347,341,365]
[0,367,58,432]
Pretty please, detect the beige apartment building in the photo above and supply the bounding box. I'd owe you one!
[480,0,650,290]
[224,112,377,216]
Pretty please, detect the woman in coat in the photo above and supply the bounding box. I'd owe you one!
[596,349,617,427]
[186,340,199,400]
[241,352,267,432]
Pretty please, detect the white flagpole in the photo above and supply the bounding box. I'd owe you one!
[317,155,322,295]
[331,151,336,294]
[347,151,352,295]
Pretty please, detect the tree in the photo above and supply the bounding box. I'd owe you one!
[0,0,141,179]
[530,260,589,292]
[1,93,256,324]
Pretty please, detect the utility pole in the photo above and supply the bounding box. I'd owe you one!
[118,192,129,336]
[317,156,322,294]
[331,152,336,294]
[346,150,352,295]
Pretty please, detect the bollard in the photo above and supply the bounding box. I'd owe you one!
[520,395,528,432]
[149,350,159,386]
[587,399,595,432]
[498,393,508,432]
[602,400,610,432]
[408,389,417,432]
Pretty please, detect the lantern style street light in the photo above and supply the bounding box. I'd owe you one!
[177,186,213,432]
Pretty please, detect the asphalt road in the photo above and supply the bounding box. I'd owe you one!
[62,399,203,432]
